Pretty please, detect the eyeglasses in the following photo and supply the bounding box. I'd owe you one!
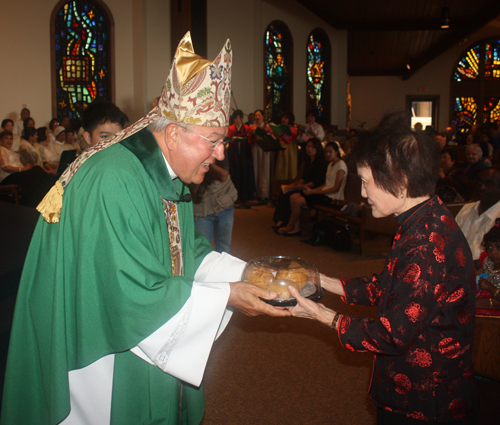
[180,125,224,151]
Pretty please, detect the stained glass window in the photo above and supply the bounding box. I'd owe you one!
[454,44,480,82]
[307,31,330,122]
[484,97,500,125]
[451,38,500,132]
[485,40,500,81]
[264,22,292,123]
[53,1,111,120]
[451,97,477,133]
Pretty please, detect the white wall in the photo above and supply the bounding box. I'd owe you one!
[0,0,346,129]
[349,17,500,133]
[0,0,170,127]
[207,0,347,127]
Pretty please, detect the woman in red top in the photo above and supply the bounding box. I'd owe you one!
[288,112,477,424]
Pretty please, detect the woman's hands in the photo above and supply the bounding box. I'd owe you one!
[286,286,336,326]
[320,274,344,295]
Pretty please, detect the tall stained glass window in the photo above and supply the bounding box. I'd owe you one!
[52,1,112,120]
[484,97,500,126]
[264,21,293,123]
[306,29,331,124]
[485,40,500,81]
[451,38,500,133]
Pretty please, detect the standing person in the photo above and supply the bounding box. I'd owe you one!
[13,107,30,136]
[287,113,477,424]
[191,145,238,254]
[249,109,274,201]
[1,32,288,425]
[81,100,129,148]
[226,109,254,207]
[297,110,325,166]
[245,112,255,126]
[273,111,298,182]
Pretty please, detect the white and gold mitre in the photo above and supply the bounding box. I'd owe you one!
[158,32,232,127]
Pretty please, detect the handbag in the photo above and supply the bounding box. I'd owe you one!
[301,221,351,251]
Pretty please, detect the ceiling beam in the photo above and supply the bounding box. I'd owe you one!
[402,5,500,79]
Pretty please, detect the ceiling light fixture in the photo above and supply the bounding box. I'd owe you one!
[441,6,450,29]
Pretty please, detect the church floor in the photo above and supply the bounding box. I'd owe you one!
[0,204,498,423]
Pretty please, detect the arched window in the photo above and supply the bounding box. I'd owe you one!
[450,38,500,134]
[264,21,293,123]
[306,29,331,125]
[51,0,114,120]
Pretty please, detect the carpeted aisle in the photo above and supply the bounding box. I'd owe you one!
[200,204,499,425]
[201,205,383,425]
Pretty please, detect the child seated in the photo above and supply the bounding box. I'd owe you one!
[476,219,500,314]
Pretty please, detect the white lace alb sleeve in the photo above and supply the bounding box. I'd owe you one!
[131,251,246,387]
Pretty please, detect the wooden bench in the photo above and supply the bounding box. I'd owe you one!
[310,175,472,256]
[311,173,399,256]
[474,315,500,382]
[0,185,20,204]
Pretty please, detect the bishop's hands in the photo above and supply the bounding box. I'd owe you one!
[228,281,291,317]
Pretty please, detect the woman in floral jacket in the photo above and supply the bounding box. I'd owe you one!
[288,112,477,424]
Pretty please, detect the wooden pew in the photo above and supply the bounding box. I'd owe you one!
[312,173,398,256]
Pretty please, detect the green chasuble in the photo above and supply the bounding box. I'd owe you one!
[1,129,213,425]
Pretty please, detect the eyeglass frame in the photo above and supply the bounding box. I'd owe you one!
[178,124,225,151]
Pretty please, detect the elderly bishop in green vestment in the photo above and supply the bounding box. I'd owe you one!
[0,32,288,425]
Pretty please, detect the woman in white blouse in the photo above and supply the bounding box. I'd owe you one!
[0,130,32,182]
[278,141,347,236]
[0,130,57,206]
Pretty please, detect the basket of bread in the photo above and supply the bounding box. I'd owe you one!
[242,256,323,306]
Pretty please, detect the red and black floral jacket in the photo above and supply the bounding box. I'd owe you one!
[338,196,477,422]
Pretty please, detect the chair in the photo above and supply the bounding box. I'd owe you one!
[0,185,20,204]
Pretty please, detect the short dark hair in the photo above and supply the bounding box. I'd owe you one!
[82,100,128,135]
[483,219,500,245]
[232,109,243,120]
[1,119,13,128]
[23,127,37,140]
[352,111,439,198]
[23,117,34,128]
[282,111,295,125]
[37,127,47,142]
[49,118,59,131]
[306,109,318,120]
[440,148,458,163]
[0,130,13,139]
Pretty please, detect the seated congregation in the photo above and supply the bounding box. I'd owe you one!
[1,102,128,207]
